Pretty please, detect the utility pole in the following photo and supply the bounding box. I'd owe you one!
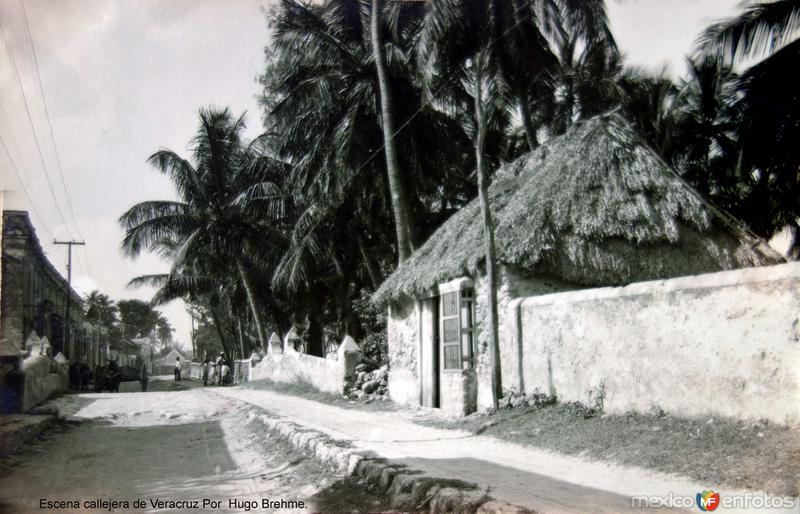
[54,239,85,359]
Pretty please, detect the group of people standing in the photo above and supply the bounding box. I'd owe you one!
[201,353,230,387]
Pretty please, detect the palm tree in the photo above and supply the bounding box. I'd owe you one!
[128,255,251,363]
[672,57,740,198]
[265,0,415,264]
[418,0,617,407]
[119,107,291,351]
[697,0,800,256]
[155,316,174,353]
[84,290,118,363]
[262,0,474,268]
[84,291,118,329]
[371,0,414,262]
[418,2,514,408]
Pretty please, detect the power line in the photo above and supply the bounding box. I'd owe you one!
[20,0,88,248]
[19,0,93,277]
[1,101,86,277]
[0,130,55,240]
[0,16,75,240]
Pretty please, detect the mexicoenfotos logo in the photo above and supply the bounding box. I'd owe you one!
[696,490,721,511]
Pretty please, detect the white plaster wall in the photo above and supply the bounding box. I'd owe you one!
[386,297,419,405]
[475,267,576,410]
[181,362,202,380]
[440,369,477,416]
[21,355,65,411]
[510,262,800,424]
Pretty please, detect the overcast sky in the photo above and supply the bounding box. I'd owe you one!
[0,0,746,346]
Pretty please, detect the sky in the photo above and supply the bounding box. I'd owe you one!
[0,0,747,346]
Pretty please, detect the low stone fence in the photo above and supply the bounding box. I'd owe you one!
[21,354,66,412]
[180,361,203,380]
[249,335,361,395]
[233,359,250,384]
[503,262,800,424]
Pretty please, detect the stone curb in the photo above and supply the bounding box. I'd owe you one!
[0,414,57,456]
[244,410,535,513]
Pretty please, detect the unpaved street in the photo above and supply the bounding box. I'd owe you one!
[0,385,374,513]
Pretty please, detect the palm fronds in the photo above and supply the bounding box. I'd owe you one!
[697,0,800,64]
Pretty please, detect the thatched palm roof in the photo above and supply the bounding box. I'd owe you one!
[374,112,782,304]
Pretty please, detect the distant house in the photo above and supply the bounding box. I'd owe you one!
[152,348,189,375]
[374,113,782,416]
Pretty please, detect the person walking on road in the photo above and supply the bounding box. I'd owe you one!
[202,359,209,386]
[174,357,181,382]
[215,353,224,386]
[140,361,149,392]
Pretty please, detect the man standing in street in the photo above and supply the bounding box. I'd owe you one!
[174,357,181,382]
[140,360,149,392]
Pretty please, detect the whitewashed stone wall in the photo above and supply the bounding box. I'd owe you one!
[440,369,477,416]
[249,337,361,395]
[474,267,575,410]
[21,354,65,411]
[508,262,800,424]
[181,362,202,380]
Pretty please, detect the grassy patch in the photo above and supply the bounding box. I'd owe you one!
[308,476,394,513]
[242,378,398,413]
[239,379,799,496]
[416,402,800,497]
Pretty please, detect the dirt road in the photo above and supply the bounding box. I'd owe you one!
[0,387,386,513]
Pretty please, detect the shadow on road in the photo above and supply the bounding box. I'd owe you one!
[393,457,687,514]
[0,419,239,513]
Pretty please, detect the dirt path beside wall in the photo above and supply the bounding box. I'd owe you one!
[214,386,800,514]
[0,389,391,513]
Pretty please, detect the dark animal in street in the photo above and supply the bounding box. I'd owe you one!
[94,361,139,392]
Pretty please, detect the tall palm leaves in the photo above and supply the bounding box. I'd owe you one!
[698,0,799,64]
[674,57,740,199]
[697,1,800,256]
[266,0,409,264]
[84,290,118,362]
[84,291,118,328]
[263,0,474,267]
[120,108,291,351]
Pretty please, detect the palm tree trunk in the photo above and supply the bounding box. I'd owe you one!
[236,317,245,359]
[371,0,414,264]
[236,259,267,353]
[95,320,101,369]
[358,235,382,290]
[189,311,196,361]
[209,309,232,357]
[518,96,538,151]
[474,63,502,409]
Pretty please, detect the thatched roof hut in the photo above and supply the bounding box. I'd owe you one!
[374,112,782,304]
